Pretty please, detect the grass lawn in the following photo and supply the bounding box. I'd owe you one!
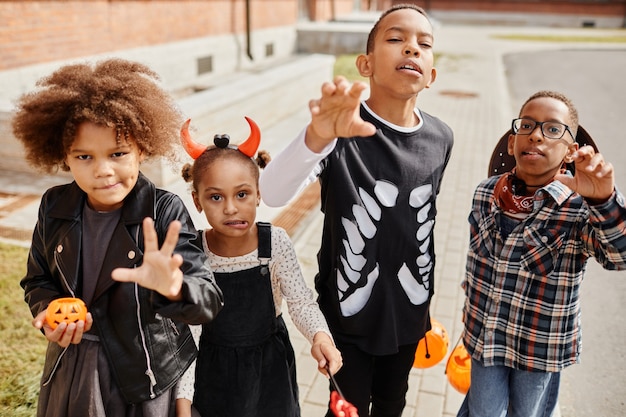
[0,242,46,417]
[333,54,368,82]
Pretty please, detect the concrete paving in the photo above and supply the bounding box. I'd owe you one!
[2,18,624,417]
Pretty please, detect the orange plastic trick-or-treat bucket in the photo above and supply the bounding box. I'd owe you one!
[413,318,449,369]
[45,297,88,329]
[446,343,472,394]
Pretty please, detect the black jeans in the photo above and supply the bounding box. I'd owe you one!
[325,341,418,417]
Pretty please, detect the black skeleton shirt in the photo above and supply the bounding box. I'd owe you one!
[261,102,454,355]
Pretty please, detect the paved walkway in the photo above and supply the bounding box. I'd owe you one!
[2,20,624,417]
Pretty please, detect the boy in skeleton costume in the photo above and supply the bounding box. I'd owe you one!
[260,4,453,416]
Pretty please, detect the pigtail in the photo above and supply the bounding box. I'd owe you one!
[181,163,194,183]
[256,150,271,169]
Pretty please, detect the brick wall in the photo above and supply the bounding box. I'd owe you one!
[0,0,299,71]
[307,0,360,21]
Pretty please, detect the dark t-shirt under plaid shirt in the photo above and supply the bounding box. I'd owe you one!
[462,176,626,372]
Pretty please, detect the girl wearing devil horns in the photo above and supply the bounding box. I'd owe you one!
[175,119,343,417]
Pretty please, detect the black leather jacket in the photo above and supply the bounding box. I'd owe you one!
[21,173,223,403]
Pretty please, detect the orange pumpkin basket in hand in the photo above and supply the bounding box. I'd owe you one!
[413,318,449,369]
[445,339,472,394]
[45,297,88,329]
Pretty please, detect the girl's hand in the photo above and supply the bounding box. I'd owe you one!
[305,76,376,153]
[32,309,93,347]
[311,332,343,376]
[111,217,184,301]
[556,145,615,203]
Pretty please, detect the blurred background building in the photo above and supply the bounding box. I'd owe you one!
[1,0,623,182]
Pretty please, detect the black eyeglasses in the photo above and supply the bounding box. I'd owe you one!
[512,118,574,140]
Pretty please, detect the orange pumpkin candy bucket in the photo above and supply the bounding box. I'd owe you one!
[445,341,472,394]
[413,318,449,369]
[45,297,88,329]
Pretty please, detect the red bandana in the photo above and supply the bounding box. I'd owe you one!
[493,172,535,217]
[494,167,567,218]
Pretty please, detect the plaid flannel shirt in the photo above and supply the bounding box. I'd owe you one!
[462,176,626,372]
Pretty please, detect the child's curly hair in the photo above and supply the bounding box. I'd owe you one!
[182,147,271,193]
[11,58,184,173]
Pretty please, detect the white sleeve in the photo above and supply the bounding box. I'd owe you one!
[271,227,333,344]
[176,324,202,401]
[259,127,336,207]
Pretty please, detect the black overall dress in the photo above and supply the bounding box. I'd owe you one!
[193,222,300,417]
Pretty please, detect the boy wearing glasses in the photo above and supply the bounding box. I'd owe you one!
[458,90,626,417]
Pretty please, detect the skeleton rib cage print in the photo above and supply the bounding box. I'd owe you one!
[337,180,434,317]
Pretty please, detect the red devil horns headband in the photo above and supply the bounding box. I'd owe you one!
[180,116,261,160]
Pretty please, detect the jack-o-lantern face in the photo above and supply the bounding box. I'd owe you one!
[413,318,449,369]
[45,297,88,329]
[446,344,472,394]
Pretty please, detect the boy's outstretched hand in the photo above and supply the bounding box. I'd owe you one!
[556,145,615,204]
[112,217,184,301]
[305,76,377,153]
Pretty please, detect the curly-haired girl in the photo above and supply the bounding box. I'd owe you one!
[12,58,224,417]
